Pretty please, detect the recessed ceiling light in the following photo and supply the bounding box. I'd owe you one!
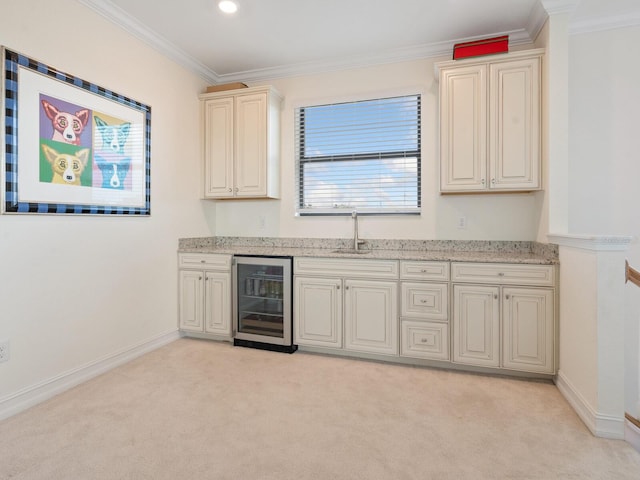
[218,1,238,14]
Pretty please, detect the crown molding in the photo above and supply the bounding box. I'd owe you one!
[527,0,551,42]
[540,0,580,16]
[78,0,220,84]
[78,0,535,85]
[217,29,533,84]
[570,10,640,35]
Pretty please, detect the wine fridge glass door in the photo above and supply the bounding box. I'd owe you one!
[237,263,284,338]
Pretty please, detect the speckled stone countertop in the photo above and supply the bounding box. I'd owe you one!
[178,237,559,265]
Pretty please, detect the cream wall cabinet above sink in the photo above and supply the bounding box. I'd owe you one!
[199,85,282,199]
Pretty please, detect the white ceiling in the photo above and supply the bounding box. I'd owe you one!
[79,0,640,84]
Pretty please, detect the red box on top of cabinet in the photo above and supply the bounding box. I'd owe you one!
[453,35,509,60]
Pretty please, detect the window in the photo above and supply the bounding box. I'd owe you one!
[295,94,421,215]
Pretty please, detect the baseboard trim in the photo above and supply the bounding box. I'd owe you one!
[625,415,640,453]
[0,329,180,421]
[555,370,625,439]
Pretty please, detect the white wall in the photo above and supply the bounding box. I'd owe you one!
[568,26,640,417]
[214,58,543,241]
[0,0,213,404]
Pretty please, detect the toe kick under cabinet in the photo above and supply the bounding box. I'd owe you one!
[451,262,556,374]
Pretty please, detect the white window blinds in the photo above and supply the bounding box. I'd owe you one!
[295,94,421,215]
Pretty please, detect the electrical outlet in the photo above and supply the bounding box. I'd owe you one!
[0,340,9,363]
[457,216,467,229]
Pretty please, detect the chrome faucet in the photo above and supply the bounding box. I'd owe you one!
[352,210,365,251]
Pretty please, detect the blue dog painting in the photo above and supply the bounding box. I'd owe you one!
[93,115,132,190]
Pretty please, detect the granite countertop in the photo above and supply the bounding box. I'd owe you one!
[178,237,559,265]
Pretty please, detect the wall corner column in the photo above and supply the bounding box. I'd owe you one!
[549,233,632,439]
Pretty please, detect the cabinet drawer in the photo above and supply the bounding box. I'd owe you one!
[400,261,449,281]
[401,282,448,321]
[401,321,449,361]
[451,262,554,286]
[294,257,398,279]
[178,253,232,271]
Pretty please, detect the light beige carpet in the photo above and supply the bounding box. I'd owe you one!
[1,338,640,479]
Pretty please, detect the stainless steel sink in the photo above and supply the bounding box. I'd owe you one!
[332,248,371,255]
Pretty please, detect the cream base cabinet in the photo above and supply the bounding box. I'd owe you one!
[293,257,399,356]
[200,86,281,199]
[399,261,450,361]
[451,262,556,375]
[178,253,232,338]
[502,287,554,374]
[438,49,543,193]
[294,276,342,349]
[344,279,398,356]
[452,284,500,367]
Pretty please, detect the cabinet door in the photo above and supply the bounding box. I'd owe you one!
[294,276,342,348]
[203,97,234,198]
[235,92,267,197]
[179,270,204,332]
[489,57,540,190]
[204,272,231,336]
[344,279,398,356]
[440,64,487,191]
[502,287,554,373]
[453,284,500,367]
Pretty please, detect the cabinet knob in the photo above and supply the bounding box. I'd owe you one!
[234,187,239,192]
[421,338,428,343]
[494,294,498,299]
[491,178,496,184]
[482,179,486,185]
[498,272,505,277]
[505,294,510,300]
[337,285,340,290]
[228,188,232,192]
[199,276,202,280]
[421,269,428,273]
[420,299,428,304]
[200,260,205,263]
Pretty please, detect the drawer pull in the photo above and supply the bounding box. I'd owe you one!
[421,269,428,273]
[201,260,205,263]
[420,299,428,304]
[421,338,428,343]
[498,272,505,277]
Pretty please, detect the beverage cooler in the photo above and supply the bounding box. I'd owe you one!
[232,256,296,353]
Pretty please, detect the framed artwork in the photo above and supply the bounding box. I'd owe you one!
[1,47,151,215]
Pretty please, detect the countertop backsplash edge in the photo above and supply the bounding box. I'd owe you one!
[178,237,559,264]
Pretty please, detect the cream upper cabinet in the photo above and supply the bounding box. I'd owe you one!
[200,86,282,199]
[437,49,543,193]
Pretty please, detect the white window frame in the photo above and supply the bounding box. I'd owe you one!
[295,93,421,216]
